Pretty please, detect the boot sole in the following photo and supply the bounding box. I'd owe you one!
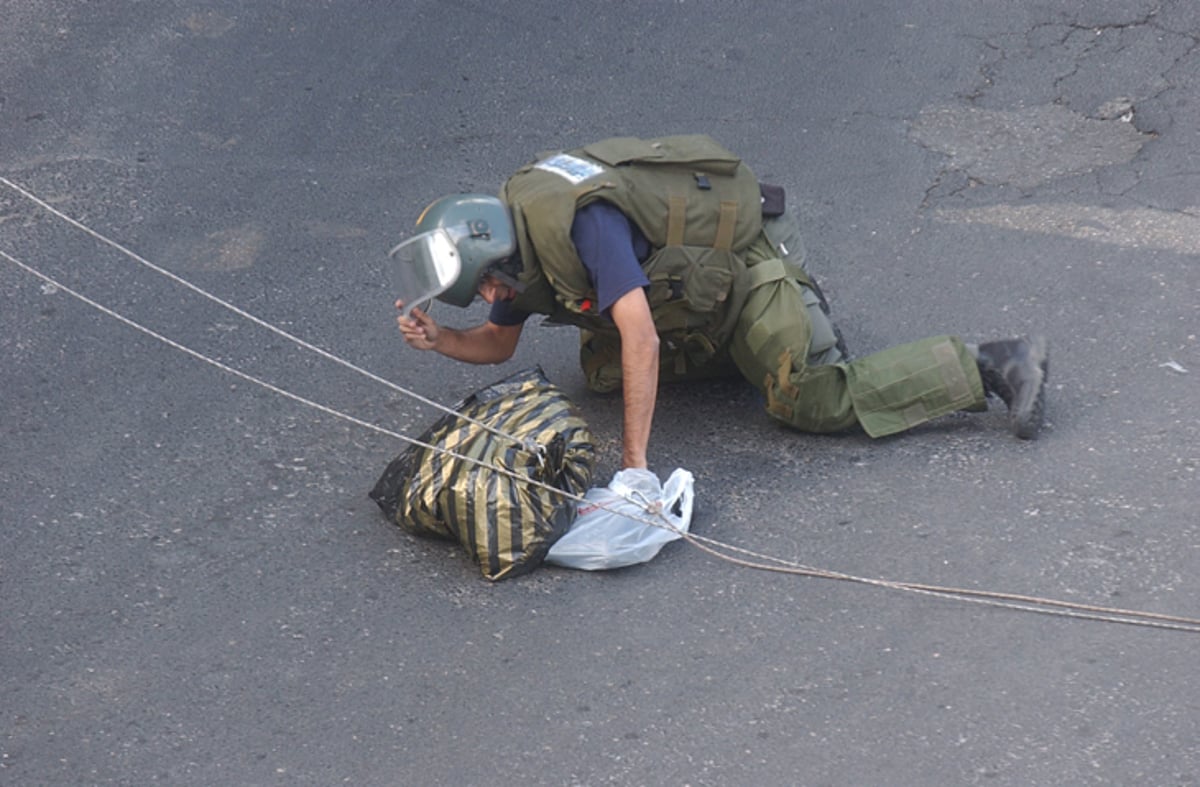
[1010,335,1049,439]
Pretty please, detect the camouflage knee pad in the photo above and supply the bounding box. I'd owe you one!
[842,336,986,437]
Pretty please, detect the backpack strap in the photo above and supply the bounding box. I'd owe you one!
[667,195,687,246]
[714,200,738,251]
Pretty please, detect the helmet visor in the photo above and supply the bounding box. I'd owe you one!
[388,228,463,315]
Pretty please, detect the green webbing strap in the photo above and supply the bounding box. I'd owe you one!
[714,200,738,251]
[744,257,789,291]
[667,195,687,246]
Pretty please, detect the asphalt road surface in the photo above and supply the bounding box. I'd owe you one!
[3,2,1198,785]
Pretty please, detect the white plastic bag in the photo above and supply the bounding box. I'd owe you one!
[545,467,695,570]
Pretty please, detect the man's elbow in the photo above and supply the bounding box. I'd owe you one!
[637,320,660,348]
[484,323,522,363]
[630,328,660,359]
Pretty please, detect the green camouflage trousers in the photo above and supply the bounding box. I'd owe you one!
[579,213,987,437]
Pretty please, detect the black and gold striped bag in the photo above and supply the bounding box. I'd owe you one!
[370,367,594,580]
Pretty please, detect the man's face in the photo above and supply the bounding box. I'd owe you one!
[478,274,518,304]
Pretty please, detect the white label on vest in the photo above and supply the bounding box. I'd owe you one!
[534,153,605,184]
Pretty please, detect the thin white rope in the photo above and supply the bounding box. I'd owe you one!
[0,175,541,457]
[9,247,1199,635]
[0,247,555,492]
[678,531,1200,633]
[4,179,1199,634]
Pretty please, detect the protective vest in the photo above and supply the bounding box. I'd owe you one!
[500,135,766,353]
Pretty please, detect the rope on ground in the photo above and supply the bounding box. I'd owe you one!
[0,247,542,488]
[0,175,542,459]
[4,178,1199,635]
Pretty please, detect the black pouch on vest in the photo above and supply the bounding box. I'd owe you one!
[759,182,786,217]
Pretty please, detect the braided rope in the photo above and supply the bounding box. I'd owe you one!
[4,177,1198,633]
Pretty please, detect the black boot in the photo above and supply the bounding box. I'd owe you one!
[975,336,1049,440]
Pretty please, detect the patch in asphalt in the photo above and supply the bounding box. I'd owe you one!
[910,103,1151,189]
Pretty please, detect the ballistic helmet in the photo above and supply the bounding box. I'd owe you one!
[413,194,520,308]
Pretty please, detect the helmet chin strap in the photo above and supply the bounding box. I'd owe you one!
[485,257,526,293]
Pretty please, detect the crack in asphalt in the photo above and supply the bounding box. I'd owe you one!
[913,0,1199,251]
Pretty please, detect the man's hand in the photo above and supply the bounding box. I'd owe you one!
[394,299,524,364]
[396,300,440,351]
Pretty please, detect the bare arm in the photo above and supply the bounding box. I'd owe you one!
[608,287,660,469]
[396,300,523,364]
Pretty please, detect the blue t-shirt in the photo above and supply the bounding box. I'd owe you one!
[489,202,650,326]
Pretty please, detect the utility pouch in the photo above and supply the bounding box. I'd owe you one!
[759,183,786,217]
[642,246,736,335]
